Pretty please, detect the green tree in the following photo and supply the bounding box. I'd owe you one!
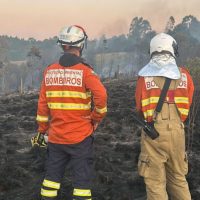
[165,16,175,33]
[129,17,152,41]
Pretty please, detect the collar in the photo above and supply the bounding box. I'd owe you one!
[59,52,83,67]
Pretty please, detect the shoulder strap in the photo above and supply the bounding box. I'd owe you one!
[155,77,172,113]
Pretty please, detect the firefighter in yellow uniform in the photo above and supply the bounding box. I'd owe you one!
[135,33,194,200]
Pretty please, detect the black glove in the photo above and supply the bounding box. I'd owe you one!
[31,132,47,147]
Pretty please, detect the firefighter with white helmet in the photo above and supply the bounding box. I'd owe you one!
[57,25,88,52]
[32,25,107,200]
[149,33,178,57]
[135,33,194,199]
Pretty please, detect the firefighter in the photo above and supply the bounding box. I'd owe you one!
[32,25,107,200]
[135,33,194,200]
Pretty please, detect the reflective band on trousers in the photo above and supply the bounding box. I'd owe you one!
[48,103,91,110]
[142,97,159,107]
[41,188,58,197]
[73,188,91,197]
[43,179,60,190]
[95,106,107,114]
[36,115,48,122]
[174,97,189,104]
[73,198,92,200]
[46,91,91,99]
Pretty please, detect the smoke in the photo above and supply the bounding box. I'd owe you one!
[130,0,200,32]
[1,0,200,40]
[97,19,129,38]
[96,0,200,37]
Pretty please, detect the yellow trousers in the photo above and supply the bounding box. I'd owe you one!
[138,104,191,200]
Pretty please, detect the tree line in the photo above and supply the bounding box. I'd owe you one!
[0,15,200,93]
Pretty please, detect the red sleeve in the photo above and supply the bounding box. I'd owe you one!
[85,69,107,122]
[36,77,50,133]
[135,77,144,112]
[181,67,195,106]
[186,71,194,106]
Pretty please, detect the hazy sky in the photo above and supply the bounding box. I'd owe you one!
[0,0,200,40]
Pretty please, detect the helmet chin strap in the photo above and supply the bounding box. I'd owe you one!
[77,35,87,56]
[78,34,87,56]
[172,41,179,57]
[79,44,84,56]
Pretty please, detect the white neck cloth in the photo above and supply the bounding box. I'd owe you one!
[138,54,181,79]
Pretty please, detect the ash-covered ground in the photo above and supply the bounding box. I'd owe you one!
[0,79,200,200]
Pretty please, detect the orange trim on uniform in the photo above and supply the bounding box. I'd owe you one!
[135,67,194,122]
[37,63,107,144]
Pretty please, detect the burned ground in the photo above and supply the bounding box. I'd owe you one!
[0,79,200,200]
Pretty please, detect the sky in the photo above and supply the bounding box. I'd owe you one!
[0,0,200,40]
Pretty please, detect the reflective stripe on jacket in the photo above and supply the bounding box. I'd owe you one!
[135,67,194,122]
[37,61,107,144]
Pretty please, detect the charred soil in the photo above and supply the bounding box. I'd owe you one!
[0,79,200,200]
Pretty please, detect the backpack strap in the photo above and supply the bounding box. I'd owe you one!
[154,78,172,117]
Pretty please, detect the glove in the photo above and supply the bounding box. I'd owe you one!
[31,132,47,147]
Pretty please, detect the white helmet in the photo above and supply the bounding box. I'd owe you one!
[150,33,178,57]
[57,25,88,50]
